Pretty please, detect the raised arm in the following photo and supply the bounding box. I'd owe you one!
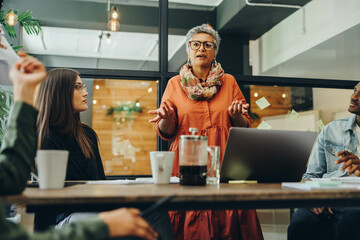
[0,53,46,194]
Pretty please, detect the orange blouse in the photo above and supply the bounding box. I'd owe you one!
[156,74,251,175]
[156,74,263,240]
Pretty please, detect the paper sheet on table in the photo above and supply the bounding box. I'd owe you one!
[87,177,180,185]
[311,177,360,185]
[281,182,360,190]
[255,97,270,110]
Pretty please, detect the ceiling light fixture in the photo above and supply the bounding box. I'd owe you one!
[110,6,119,19]
[106,33,111,44]
[107,19,120,32]
[5,10,18,26]
[107,4,120,32]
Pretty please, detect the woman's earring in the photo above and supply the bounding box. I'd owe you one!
[187,58,192,67]
[211,59,217,68]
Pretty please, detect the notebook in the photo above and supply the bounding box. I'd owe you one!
[311,177,360,185]
[220,127,317,183]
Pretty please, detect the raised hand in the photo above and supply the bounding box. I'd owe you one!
[335,150,360,176]
[227,100,249,127]
[228,100,249,118]
[98,208,158,240]
[9,52,47,106]
[148,101,175,123]
[9,52,46,86]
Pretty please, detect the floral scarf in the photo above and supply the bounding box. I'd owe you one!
[179,62,224,101]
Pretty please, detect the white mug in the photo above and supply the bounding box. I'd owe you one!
[36,150,69,190]
[150,151,174,184]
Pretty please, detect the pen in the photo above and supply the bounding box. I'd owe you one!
[228,180,258,184]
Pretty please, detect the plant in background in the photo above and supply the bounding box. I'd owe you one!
[0,8,39,142]
[0,87,12,142]
[106,100,143,119]
[0,9,42,51]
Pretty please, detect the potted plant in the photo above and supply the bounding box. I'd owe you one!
[0,8,42,50]
[0,8,40,143]
[107,100,143,119]
[0,87,12,142]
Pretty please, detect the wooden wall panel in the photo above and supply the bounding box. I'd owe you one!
[92,79,158,175]
[250,86,292,128]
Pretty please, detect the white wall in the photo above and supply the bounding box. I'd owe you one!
[312,88,353,124]
[252,0,360,76]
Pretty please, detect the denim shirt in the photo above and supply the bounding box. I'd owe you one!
[303,114,358,179]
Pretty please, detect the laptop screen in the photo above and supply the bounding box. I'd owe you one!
[220,128,317,183]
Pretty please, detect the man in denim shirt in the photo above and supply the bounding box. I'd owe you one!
[288,83,360,240]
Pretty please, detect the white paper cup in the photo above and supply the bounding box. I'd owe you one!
[150,151,174,184]
[36,150,69,190]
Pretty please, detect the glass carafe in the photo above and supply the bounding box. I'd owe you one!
[179,134,208,186]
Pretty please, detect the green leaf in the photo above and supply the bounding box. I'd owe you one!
[1,9,42,38]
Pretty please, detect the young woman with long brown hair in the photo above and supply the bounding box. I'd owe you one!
[35,68,105,181]
[35,68,106,226]
[35,68,174,239]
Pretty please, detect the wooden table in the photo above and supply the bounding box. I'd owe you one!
[3,183,360,211]
[3,182,360,230]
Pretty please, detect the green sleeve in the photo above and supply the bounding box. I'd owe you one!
[31,218,109,240]
[0,102,38,195]
[0,102,110,240]
[0,204,109,240]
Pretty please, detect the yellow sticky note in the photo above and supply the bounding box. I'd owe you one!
[318,119,325,131]
[255,97,270,110]
[229,180,258,184]
[289,109,299,122]
[257,120,272,130]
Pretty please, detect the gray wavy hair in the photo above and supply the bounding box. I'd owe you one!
[185,23,221,56]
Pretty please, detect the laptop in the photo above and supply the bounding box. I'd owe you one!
[220,128,317,183]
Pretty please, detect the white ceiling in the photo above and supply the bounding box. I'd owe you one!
[21,26,186,61]
[72,0,223,9]
[263,23,360,81]
[72,0,223,6]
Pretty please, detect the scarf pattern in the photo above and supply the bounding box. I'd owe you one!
[179,63,224,101]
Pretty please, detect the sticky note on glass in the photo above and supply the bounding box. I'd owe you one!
[255,97,270,110]
[288,109,299,122]
[318,119,325,131]
[257,120,272,130]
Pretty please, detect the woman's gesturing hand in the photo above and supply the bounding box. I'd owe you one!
[335,150,360,176]
[228,100,249,118]
[148,101,175,123]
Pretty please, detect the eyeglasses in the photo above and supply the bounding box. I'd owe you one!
[74,84,87,93]
[189,41,215,51]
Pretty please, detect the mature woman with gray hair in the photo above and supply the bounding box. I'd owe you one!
[149,24,263,239]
